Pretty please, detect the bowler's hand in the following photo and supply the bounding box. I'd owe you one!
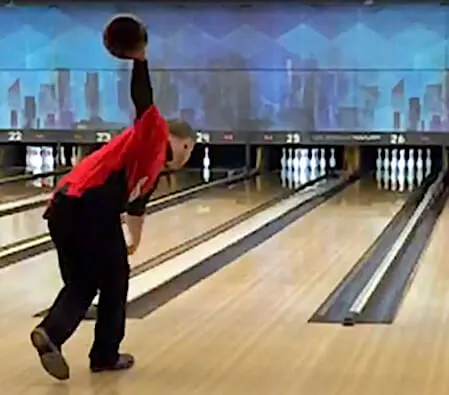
[127,244,138,255]
[124,214,144,255]
[125,45,147,61]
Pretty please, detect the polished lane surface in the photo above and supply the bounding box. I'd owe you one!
[0,180,52,205]
[379,194,449,394]
[0,168,64,205]
[0,178,422,395]
[397,196,449,323]
[115,179,409,395]
[127,174,286,270]
[0,171,205,247]
[0,173,286,318]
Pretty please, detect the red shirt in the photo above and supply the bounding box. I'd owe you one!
[52,105,169,216]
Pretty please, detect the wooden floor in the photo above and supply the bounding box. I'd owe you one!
[0,171,203,247]
[0,174,284,319]
[126,174,283,270]
[0,202,48,247]
[0,181,50,204]
[2,177,448,394]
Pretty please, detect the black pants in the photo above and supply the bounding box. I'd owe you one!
[38,193,129,365]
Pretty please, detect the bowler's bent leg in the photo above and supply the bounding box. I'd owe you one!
[89,222,134,372]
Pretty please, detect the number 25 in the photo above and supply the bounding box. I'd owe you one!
[286,133,300,143]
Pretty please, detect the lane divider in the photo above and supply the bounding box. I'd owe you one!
[129,175,328,278]
[344,170,446,324]
[94,177,340,306]
[34,172,353,318]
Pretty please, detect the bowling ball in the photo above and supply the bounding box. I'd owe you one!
[103,14,148,59]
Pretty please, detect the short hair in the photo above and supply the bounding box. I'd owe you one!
[167,119,195,140]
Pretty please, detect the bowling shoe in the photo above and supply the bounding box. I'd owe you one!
[30,327,70,380]
[90,353,135,373]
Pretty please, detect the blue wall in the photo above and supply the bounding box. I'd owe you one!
[2,3,449,132]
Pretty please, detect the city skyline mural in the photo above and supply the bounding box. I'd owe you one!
[1,3,449,132]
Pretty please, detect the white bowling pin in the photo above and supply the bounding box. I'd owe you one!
[60,146,66,167]
[376,148,382,172]
[31,147,43,174]
[390,149,397,191]
[329,148,336,168]
[41,147,55,187]
[286,148,294,187]
[398,149,406,170]
[281,148,287,171]
[49,147,55,170]
[425,148,432,176]
[310,148,318,170]
[44,147,55,171]
[299,149,309,170]
[416,149,423,170]
[71,147,78,167]
[203,147,210,169]
[41,147,48,172]
[319,148,326,175]
[390,149,397,172]
[407,149,414,173]
[202,167,210,182]
[29,147,43,187]
[383,148,389,171]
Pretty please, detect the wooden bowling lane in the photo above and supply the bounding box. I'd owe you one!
[0,174,282,320]
[0,178,416,394]
[0,203,48,247]
[347,195,449,395]
[0,167,78,205]
[395,194,449,326]
[0,168,55,205]
[113,179,414,395]
[0,180,50,204]
[0,167,25,179]
[0,171,204,248]
[127,174,285,270]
